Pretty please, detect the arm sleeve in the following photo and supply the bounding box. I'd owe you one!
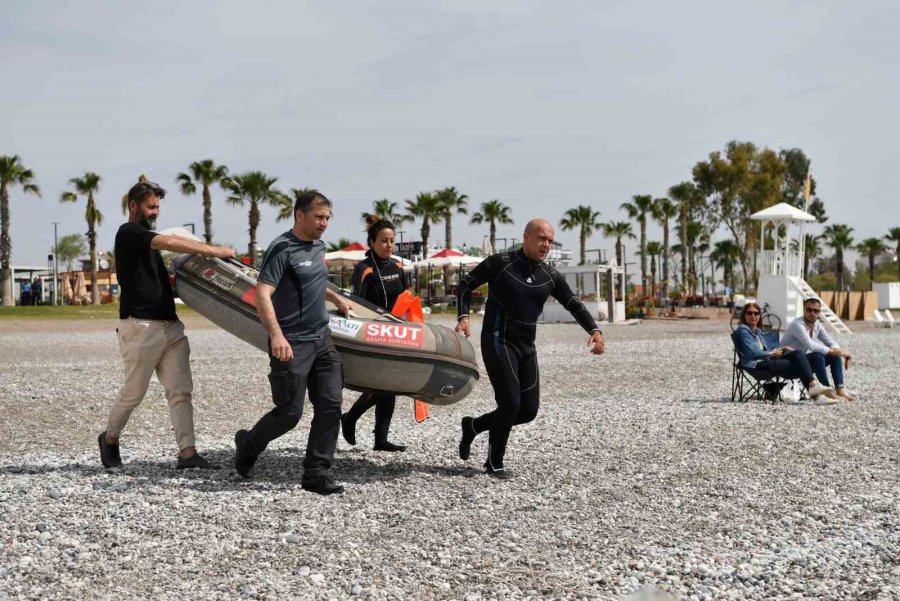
[733,326,771,362]
[257,241,290,287]
[456,254,502,319]
[549,270,601,335]
[116,223,157,252]
[349,263,364,294]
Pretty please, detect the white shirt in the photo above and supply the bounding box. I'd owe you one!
[781,316,838,355]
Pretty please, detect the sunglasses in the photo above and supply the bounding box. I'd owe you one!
[744,311,760,316]
[805,307,821,313]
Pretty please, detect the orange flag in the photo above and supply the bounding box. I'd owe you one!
[391,291,430,423]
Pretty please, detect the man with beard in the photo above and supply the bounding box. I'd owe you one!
[98,181,235,470]
[456,218,605,478]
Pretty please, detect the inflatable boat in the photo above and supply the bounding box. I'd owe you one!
[172,254,479,405]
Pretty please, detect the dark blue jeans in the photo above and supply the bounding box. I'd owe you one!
[807,352,844,388]
[754,349,815,385]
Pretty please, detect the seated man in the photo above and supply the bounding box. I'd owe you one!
[781,297,856,401]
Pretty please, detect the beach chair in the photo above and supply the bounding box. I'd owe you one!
[870,309,892,328]
[730,330,804,403]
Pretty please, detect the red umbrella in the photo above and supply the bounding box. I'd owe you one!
[430,248,464,258]
[341,242,368,251]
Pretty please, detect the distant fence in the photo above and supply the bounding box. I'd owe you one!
[817,291,877,320]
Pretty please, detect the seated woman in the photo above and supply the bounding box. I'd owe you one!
[732,302,837,404]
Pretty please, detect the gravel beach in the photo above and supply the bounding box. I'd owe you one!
[1,314,898,600]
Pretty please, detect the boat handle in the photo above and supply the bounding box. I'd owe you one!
[440,385,455,397]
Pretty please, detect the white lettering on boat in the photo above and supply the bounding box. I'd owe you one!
[328,316,363,337]
[363,323,424,348]
[201,268,235,292]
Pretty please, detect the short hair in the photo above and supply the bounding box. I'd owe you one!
[803,297,822,307]
[128,181,166,204]
[364,214,395,244]
[293,189,331,214]
[740,301,762,326]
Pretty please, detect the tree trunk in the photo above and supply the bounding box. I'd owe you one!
[421,222,430,259]
[489,221,496,254]
[662,218,669,298]
[679,210,687,294]
[203,184,213,244]
[836,250,844,291]
[639,218,647,294]
[88,223,99,305]
[869,254,875,289]
[0,184,12,306]
[249,200,260,268]
[615,238,623,300]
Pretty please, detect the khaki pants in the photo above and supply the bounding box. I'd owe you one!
[107,318,195,451]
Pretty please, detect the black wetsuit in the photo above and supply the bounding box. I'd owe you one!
[344,250,408,446]
[457,249,601,469]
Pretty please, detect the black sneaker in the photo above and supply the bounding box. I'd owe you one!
[340,413,357,446]
[234,429,257,478]
[98,432,122,468]
[484,464,512,480]
[176,452,216,470]
[301,474,345,495]
[459,416,476,460]
[373,440,407,452]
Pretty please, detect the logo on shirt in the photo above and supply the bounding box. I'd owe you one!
[363,323,424,348]
[296,260,312,267]
[201,268,235,292]
[328,316,363,337]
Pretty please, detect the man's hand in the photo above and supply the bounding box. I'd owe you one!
[334,297,351,317]
[456,316,471,338]
[270,332,293,362]
[210,245,235,259]
[588,331,605,355]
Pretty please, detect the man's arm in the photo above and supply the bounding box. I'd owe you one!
[151,235,235,259]
[548,270,604,355]
[256,281,292,361]
[456,255,499,337]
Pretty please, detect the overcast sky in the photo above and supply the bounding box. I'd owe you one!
[3,0,898,269]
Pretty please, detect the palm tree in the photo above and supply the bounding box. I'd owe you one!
[363,199,412,227]
[886,227,900,280]
[326,237,354,252]
[668,181,704,293]
[856,237,887,289]
[710,240,741,294]
[684,221,706,295]
[822,224,855,291]
[405,191,443,258]
[175,160,230,244]
[646,240,664,300]
[801,234,823,280]
[121,174,149,215]
[470,199,513,254]
[560,205,603,266]
[61,172,103,305]
[651,197,678,298]
[602,221,635,298]
[620,194,654,295]
[435,187,468,251]
[225,171,284,267]
[0,156,41,306]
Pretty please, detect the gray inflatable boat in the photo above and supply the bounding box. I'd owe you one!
[172,254,479,406]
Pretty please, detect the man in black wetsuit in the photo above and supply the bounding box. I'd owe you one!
[455,218,605,478]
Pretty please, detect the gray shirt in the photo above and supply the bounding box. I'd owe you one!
[258,231,329,342]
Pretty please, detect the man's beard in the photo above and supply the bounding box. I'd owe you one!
[139,217,157,230]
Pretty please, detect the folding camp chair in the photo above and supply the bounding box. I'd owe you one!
[730,330,806,403]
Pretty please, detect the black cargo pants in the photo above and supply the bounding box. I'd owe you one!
[245,331,343,477]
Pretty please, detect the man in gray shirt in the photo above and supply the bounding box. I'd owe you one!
[234,190,351,494]
[781,297,856,401]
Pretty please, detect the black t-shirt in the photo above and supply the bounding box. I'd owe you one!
[115,223,177,320]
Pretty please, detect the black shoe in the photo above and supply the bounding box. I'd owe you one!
[98,432,122,468]
[484,463,512,479]
[176,452,216,470]
[301,474,345,495]
[234,429,257,478]
[373,440,407,452]
[459,416,476,461]
[341,413,357,446]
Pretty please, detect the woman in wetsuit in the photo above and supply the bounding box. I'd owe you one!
[341,216,409,452]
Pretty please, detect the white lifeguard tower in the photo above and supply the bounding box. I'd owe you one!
[750,202,850,335]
